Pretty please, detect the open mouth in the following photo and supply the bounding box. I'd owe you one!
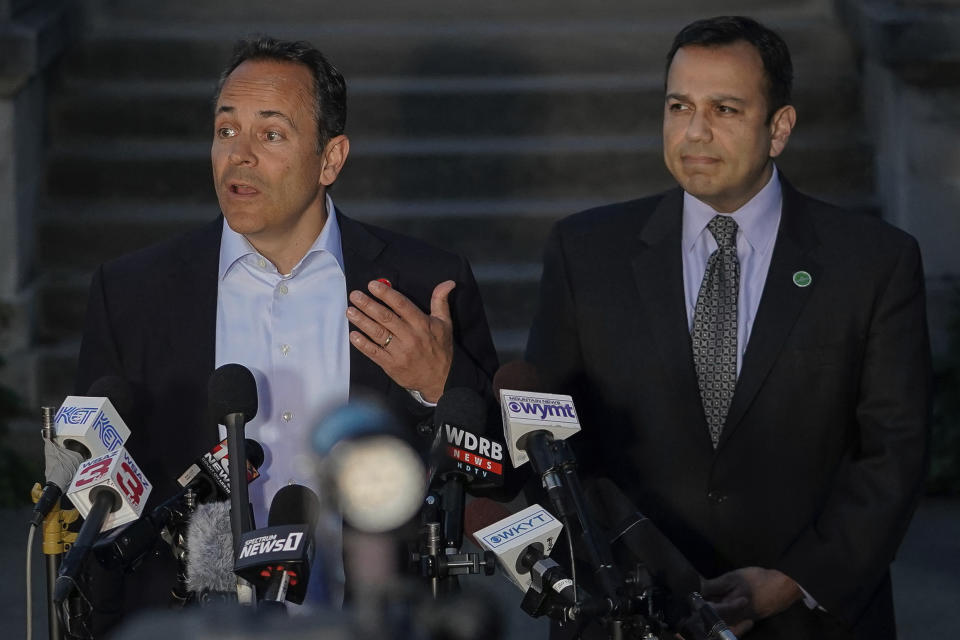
[229,183,260,196]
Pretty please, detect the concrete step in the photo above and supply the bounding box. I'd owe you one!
[87,0,826,25]
[60,17,857,82]
[37,198,576,271]
[48,72,861,142]
[43,131,873,203]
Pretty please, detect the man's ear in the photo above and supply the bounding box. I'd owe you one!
[319,134,350,187]
[768,105,796,159]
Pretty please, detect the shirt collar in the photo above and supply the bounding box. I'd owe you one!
[681,165,782,256]
[219,193,345,280]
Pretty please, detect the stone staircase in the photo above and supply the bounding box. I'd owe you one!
[31,0,871,405]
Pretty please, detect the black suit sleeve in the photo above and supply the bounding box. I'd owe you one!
[526,223,584,390]
[775,236,931,625]
[524,222,608,474]
[445,254,500,395]
[75,264,125,394]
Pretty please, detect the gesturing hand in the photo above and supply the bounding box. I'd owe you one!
[346,279,455,403]
[700,567,803,636]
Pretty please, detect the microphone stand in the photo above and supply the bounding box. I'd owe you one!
[223,411,255,605]
[521,431,669,638]
[414,490,494,599]
[35,407,65,640]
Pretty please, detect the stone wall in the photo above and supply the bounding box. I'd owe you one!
[838,0,960,354]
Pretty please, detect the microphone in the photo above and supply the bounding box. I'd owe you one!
[207,364,258,552]
[428,388,493,554]
[429,389,505,491]
[177,437,265,503]
[234,485,321,606]
[584,477,702,602]
[53,446,153,603]
[582,478,739,636]
[493,362,580,470]
[93,438,265,572]
[313,399,426,533]
[471,501,564,593]
[495,362,625,601]
[53,376,135,459]
[31,376,135,527]
[469,498,578,623]
[185,501,237,605]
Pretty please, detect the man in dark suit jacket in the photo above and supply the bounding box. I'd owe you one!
[73,36,498,633]
[526,16,930,640]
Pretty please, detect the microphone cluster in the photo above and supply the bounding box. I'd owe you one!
[466,360,740,640]
[32,358,739,640]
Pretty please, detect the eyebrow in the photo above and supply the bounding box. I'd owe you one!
[665,93,747,104]
[215,105,298,130]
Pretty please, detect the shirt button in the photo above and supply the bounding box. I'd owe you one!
[257,257,267,269]
[282,411,293,422]
[707,491,727,505]
[280,344,291,356]
[279,284,289,295]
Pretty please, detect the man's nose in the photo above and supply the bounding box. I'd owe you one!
[228,135,257,166]
[685,109,713,143]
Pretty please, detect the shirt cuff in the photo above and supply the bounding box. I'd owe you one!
[798,583,823,610]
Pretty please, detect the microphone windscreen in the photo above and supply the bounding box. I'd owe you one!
[492,361,544,398]
[208,364,258,423]
[267,484,321,530]
[244,438,265,470]
[185,501,235,593]
[434,387,487,434]
[85,376,136,423]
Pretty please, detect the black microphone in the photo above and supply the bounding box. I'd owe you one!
[31,376,136,527]
[177,437,265,503]
[234,484,321,607]
[207,364,258,554]
[429,388,489,553]
[584,477,705,629]
[93,438,265,572]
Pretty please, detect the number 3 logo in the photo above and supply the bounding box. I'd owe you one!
[74,458,112,488]
[116,462,144,506]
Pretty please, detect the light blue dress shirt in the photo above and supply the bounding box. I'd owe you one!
[682,166,782,375]
[215,194,349,608]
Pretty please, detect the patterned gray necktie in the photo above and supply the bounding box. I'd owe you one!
[692,215,740,448]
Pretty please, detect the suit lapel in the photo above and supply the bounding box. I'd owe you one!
[159,217,221,440]
[168,218,220,372]
[337,210,398,398]
[630,189,710,444]
[719,181,821,447]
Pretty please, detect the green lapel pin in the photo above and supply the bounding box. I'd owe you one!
[793,270,812,288]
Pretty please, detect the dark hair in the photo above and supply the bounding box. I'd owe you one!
[216,36,347,153]
[666,16,792,122]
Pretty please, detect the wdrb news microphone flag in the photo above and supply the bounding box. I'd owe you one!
[499,390,581,468]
